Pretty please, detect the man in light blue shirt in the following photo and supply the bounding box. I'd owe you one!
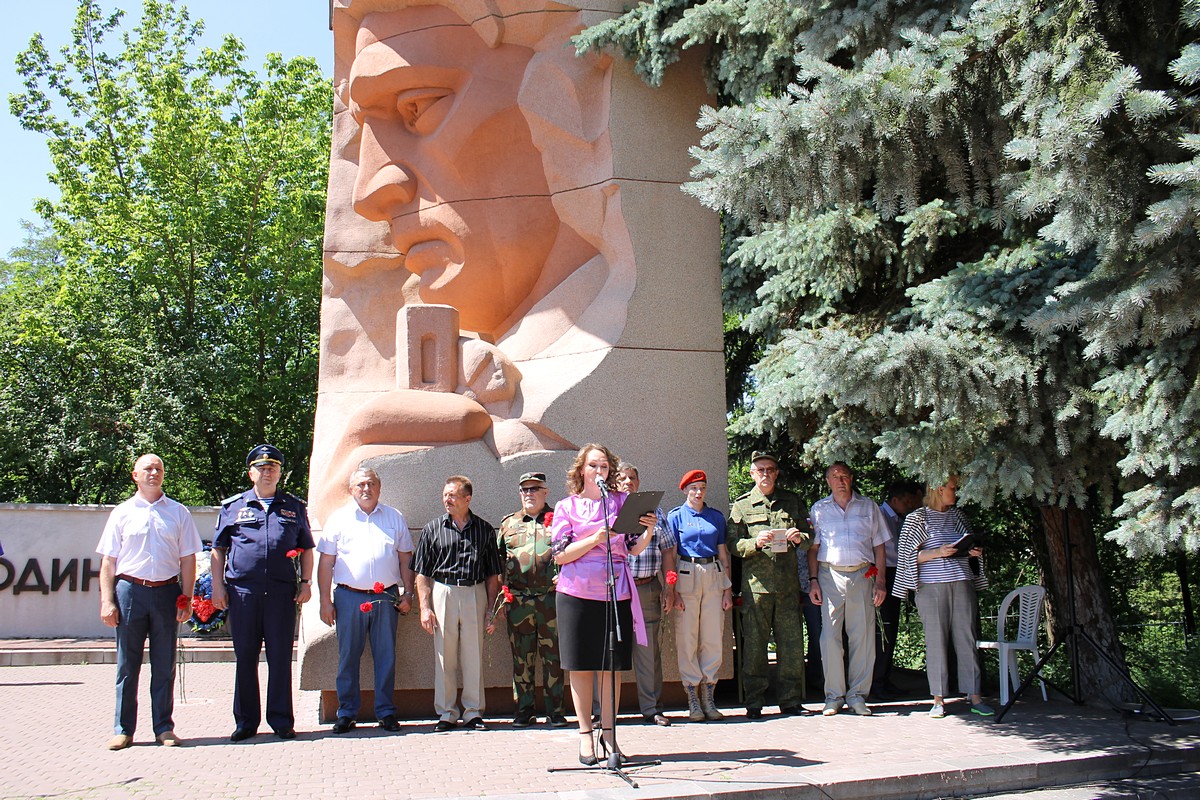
[808,462,888,716]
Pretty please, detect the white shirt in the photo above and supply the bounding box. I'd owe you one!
[317,501,413,590]
[810,493,889,567]
[880,501,903,568]
[96,493,203,581]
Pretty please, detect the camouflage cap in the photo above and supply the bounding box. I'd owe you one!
[749,451,778,466]
[518,471,547,486]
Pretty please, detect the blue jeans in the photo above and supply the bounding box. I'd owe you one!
[114,579,179,735]
[334,585,399,719]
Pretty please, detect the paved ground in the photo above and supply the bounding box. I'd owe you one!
[3,658,1200,800]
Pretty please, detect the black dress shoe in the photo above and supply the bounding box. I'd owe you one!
[513,712,535,728]
[548,714,570,728]
[229,728,256,742]
[746,708,763,720]
[274,728,296,740]
[434,719,456,732]
[332,717,355,734]
[463,716,486,730]
[643,713,671,726]
[379,715,401,732]
[780,705,804,716]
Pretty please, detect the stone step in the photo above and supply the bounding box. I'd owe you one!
[0,637,293,666]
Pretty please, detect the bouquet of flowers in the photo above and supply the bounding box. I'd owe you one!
[488,584,515,628]
[187,546,228,634]
[358,581,409,614]
[286,547,305,593]
[865,565,888,649]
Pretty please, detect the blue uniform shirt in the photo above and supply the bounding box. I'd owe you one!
[214,490,315,592]
[668,503,726,560]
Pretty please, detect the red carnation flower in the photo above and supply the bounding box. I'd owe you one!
[865,565,879,580]
[502,585,514,603]
[195,599,216,622]
[665,570,678,586]
[360,601,374,613]
[372,581,386,594]
[543,511,554,526]
[286,549,302,559]
[176,594,190,611]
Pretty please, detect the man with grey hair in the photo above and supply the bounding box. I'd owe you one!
[316,466,416,733]
[617,462,678,726]
[808,462,889,717]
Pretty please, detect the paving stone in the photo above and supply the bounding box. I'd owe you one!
[1,661,1199,800]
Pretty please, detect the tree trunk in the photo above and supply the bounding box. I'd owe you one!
[1034,504,1133,705]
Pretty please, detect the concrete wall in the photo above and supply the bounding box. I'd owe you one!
[0,504,219,639]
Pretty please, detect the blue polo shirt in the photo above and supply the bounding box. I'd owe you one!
[668,503,726,559]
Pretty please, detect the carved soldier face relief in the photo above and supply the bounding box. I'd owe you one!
[348,6,560,337]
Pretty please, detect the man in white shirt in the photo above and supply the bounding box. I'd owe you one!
[808,462,889,717]
[317,467,415,733]
[97,454,202,750]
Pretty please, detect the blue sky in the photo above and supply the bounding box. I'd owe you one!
[1,1,335,256]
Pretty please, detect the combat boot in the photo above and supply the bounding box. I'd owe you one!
[700,682,724,721]
[685,684,705,722]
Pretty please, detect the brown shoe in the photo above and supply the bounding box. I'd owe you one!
[107,734,132,751]
[156,731,182,747]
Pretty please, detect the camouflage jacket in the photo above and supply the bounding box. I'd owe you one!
[498,504,557,595]
[728,486,812,595]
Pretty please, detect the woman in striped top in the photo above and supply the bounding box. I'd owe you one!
[892,476,992,718]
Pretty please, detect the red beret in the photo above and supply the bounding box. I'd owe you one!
[679,469,707,490]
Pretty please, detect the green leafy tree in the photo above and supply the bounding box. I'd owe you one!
[4,0,329,504]
[580,0,1200,703]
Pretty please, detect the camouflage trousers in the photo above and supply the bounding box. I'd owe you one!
[740,590,806,709]
[506,590,565,715]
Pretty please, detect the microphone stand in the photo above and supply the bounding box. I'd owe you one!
[549,479,659,789]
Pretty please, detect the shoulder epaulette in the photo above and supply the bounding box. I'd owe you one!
[220,493,242,507]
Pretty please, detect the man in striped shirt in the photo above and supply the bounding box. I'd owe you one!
[414,476,503,732]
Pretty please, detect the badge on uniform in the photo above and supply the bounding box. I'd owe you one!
[280,508,296,519]
[236,509,258,524]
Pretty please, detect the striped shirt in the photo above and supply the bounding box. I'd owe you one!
[892,507,988,597]
[627,507,677,579]
[916,509,975,584]
[413,512,502,586]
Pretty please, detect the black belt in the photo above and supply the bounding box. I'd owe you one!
[437,578,482,587]
[679,555,717,564]
[117,574,179,587]
[634,576,658,586]
[337,583,396,593]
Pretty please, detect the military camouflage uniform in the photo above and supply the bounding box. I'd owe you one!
[728,486,812,710]
[498,504,565,717]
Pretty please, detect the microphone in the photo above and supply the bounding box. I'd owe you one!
[595,474,609,497]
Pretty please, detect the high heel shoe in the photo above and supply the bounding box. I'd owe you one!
[598,727,624,765]
[578,729,598,766]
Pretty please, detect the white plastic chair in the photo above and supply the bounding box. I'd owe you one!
[977,585,1048,705]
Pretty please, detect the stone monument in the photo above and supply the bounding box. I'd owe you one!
[301,0,729,719]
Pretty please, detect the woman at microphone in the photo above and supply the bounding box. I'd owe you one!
[552,443,657,765]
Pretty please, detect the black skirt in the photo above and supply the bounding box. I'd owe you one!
[555,592,634,671]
